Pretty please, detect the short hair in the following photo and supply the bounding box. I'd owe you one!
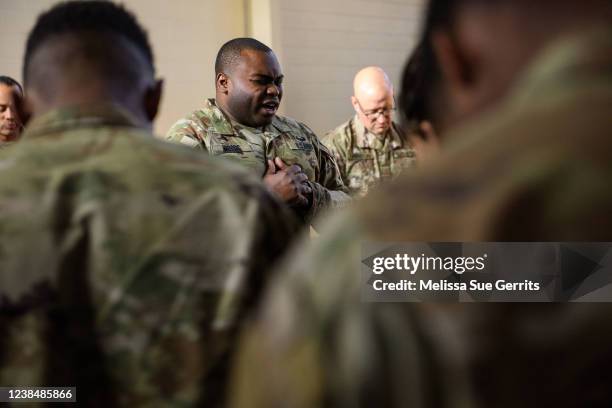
[0,76,23,95]
[23,1,155,83]
[215,38,273,75]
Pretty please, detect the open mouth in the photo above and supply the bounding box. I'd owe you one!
[260,101,279,115]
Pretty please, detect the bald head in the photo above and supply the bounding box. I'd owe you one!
[353,66,393,102]
[351,67,395,136]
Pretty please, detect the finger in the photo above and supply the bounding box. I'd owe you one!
[300,187,312,198]
[287,164,305,175]
[294,173,309,184]
[293,194,308,207]
[274,157,288,170]
[265,159,277,175]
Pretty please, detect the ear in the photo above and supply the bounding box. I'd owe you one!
[216,72,230,94]
[431,30,476,106]
[351,95,359,113]
[144,78,163,122]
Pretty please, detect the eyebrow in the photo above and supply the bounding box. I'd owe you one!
[251,74,284,80]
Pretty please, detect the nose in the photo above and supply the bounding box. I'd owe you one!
[5,107,15,120]
[376,113,390,123]
[266,84,280,97]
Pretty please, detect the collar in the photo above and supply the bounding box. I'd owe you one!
[353,115,404,150]
[207,98,288,141]
[23,103,142,140]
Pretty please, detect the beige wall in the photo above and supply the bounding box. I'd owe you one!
[0,0,424,137]
[0,0,245,136]
[274,0,425,136]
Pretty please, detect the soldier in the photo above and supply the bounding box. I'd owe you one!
[322,67,416,197]
[229,0,612,407]
[0,75,24,147]
[166,38,350,225]
[0,2,297,406]
[399,44,441,164]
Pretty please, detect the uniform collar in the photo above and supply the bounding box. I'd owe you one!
[23,103,142,140]
[353,114,404,150]
[207,98,287,140]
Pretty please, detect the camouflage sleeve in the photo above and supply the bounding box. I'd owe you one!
[321,130,349,185]
[300,124,351,223]
[166,116,211,151]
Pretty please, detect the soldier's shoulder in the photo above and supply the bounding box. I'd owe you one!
[322,118,354,148]
[169,100,230,134]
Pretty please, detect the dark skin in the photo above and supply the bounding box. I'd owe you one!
[216,49,311,207]
[25,33,162,130]
[430,0,611,134]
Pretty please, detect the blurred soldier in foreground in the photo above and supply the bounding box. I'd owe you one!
[322,67,416,197]
[230,0,612,407]
[166,38,350,225]
[0,76,24,147]
[0,2,297,406]
[399,44,441,164]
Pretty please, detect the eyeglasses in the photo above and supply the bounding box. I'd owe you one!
[355,99,396,121]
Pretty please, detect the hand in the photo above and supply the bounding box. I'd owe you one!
[263,157,312,207]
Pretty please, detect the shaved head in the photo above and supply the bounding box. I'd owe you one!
[353,66,393,102]
[351,66,395,136]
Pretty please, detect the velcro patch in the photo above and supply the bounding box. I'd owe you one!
[223,144,244,154]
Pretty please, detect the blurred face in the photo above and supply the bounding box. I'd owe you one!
[222,50,283,128]
[431,3,534,132]
[0,84,22,141]
[352,91,394,136]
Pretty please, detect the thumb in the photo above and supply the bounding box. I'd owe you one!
[265,159,277,175]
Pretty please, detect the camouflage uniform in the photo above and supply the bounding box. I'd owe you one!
[229,27,612,408]
[166,99,350,223]
[322,116,416,197]
[0,103,298,407]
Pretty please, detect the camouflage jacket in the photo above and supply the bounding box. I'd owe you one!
[229,27,612,408]
[166,99,350,224]
[0,141,15,150]
[0,104,299,407]
[322,116,416,197]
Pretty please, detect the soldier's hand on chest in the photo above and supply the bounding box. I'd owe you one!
[263,157,312,207]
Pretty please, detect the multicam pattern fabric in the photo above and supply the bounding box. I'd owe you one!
[229,27,612,408]
[0,104,298,407]
[322,116,416,197]
[165,99,350,223]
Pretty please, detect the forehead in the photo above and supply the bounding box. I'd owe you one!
[358,90,394,109]
[232,49,282,77]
